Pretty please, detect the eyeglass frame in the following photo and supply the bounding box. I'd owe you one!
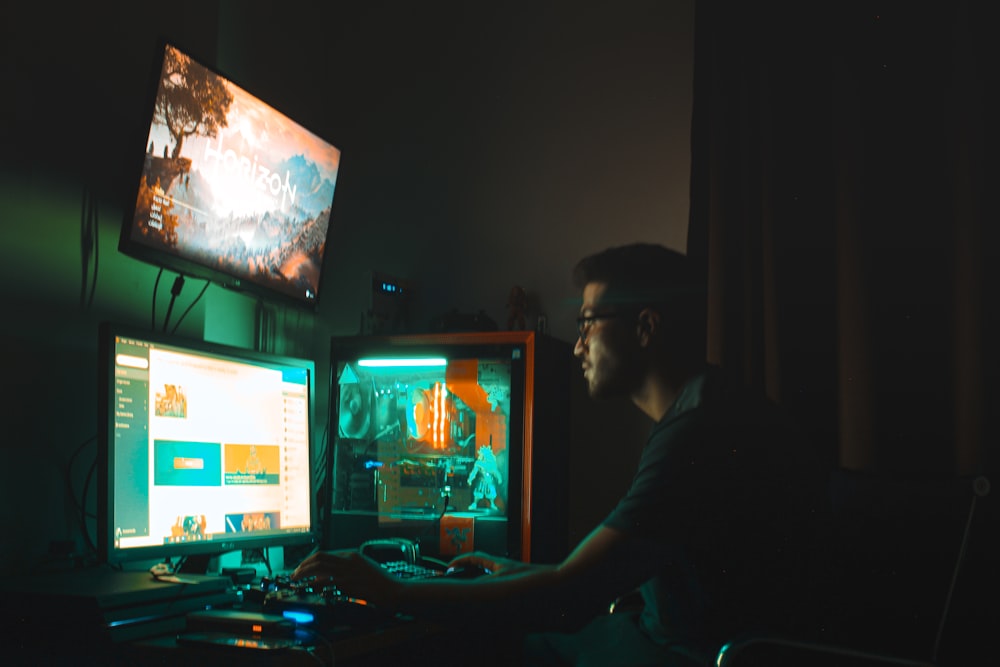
[576,311,630,341]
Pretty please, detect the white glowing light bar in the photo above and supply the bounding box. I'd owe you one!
[357,358,447,368]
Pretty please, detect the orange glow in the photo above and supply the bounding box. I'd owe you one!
[434,382,444,448]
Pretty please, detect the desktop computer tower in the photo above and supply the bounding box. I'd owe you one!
[325,331,574,564]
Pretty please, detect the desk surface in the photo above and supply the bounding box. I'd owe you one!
[127,617,447,666]
[1,564,541,667]
[0,568,451,666]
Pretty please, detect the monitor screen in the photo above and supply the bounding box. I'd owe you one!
[119,41,341,310]
[326,333,534,561]
[97,322,318,566]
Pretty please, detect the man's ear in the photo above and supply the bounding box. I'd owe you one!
[636,308,660,346]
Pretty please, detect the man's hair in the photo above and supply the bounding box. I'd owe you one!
[573,243,707,355]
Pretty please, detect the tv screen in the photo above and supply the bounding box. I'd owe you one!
[97,322,319,567]
[120,41,341,310]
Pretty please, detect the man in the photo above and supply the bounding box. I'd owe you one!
[293,243,828,665]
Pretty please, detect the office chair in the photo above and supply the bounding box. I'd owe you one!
[714,475,990,667]
[715,636,936,667]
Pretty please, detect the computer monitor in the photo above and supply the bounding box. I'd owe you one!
[97,322,319,568]
[326,331,573,564]
[118,40,342,310]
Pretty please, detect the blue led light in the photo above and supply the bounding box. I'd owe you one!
[380,282,403,294]
[283,610,315,624]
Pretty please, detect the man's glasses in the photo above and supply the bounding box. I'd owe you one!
[576,312,624,341]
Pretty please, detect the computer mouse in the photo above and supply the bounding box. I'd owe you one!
[443,565,491,579]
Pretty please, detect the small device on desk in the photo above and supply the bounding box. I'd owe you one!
[176,632,300,652]
[360,537,450,577]
[359,537,421,565]
[261,537,451,629]
[261,575,394,629]
[185,609,297,637]
[176,609,304,655]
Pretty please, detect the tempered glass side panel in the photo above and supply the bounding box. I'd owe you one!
[328,335,527,559]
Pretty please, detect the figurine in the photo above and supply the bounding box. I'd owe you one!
[468,442,503,510]
[506,285,527,330]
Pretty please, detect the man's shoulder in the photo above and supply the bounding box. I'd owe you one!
[659,366,782,426]
[650,366,800,460]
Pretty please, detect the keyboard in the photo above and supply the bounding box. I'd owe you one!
[380,560,445,580]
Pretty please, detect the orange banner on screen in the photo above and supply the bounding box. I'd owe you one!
[173,457,205,470]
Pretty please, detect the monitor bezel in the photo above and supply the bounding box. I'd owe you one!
[97,321,320,567]
[117,37,341,312]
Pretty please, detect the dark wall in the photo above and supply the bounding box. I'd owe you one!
[0,1,694,571]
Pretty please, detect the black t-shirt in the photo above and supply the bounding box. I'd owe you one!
[602,365,829,654]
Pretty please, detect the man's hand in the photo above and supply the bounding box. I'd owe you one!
[291,550,401,606]
[447,551,536,577]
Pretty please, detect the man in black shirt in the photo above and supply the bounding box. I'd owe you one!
[293,243,828,665]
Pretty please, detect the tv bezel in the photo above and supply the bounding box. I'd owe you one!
[97,321,320,567]
[118,38,341,312]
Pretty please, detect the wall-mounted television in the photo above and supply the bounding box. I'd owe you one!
[97,322,319,567]
[119,40,341,310]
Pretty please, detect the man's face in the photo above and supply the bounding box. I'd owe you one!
[573,282,643,399]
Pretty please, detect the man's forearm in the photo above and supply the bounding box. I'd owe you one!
[394,564,558,622]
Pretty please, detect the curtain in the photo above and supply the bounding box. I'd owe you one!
[686,0,995,477]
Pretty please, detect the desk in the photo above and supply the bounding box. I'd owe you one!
[125,618,448,666]
[0,568,449,666]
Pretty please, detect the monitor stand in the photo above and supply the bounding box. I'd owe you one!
[177,554,212,574]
